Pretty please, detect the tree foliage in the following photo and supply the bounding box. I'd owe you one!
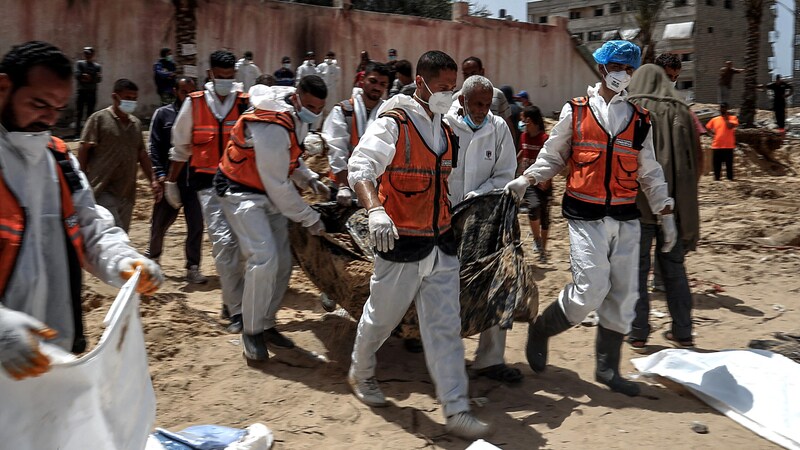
[740,0,764,127]
[628,0,666,65]
[290,0,453,19]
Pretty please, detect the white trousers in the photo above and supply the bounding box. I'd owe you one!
[350,248,471,418]
[472,326,507,370]
[218,192,292,334]
[197,188,244,316]
[558,218,641,335]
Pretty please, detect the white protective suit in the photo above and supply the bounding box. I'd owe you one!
[235,58,262,92]
[170,81,246,316]
[218,85,321,335]
[316,59,341,111]
[523,83,674,333]
[295,61,318,86]
[444,109,516,370]
[322,93,384,177]
[348,94,470,418]
[0,130,145,350]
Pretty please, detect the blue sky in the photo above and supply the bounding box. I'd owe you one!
[479,0,794,78]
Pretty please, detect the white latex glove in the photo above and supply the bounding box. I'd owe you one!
[660,214,677,253]
[368,206,399,252]
[118,257,165,295]
[306,218,325,236]
[309,179,331,198]
[0,306,56,380]
[504,175,531,199]
[164,181,182,209]
[336,186,353,206]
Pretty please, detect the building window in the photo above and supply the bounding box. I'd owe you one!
[677,80,694,90]
[795,59,799,72]
[681,53,693,62]
[708,27,714,33]
[674,0,687,6]
[610,3,622,13]
[706,0,715,5]
[588,31,603,41]
[595,7,604,16]
[796,34,800,46]
[538,15,548,23]
[724,0,732,8]
[569,10,582,19]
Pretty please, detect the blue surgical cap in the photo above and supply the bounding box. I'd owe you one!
[593,40,641,69]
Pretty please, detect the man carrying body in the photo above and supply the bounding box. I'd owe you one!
[78,79,160,232]
[74,47,101,137]
[215,77,330,361]
[0,41,162,380]
[166,50,250,332]
[145,77,207,284]
[505,41,675,397]
[323,61,390,206]
[444,75,519,384]
[347,50,491,439]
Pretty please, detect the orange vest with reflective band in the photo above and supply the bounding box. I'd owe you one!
[218,109,303,193]
[189,91,249,174]
[0,137,85,297]
[337,98,360,151]
[566,97,650,210]
[377,108,454,239]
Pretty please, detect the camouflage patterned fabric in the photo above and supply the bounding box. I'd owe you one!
[288,192,539,339]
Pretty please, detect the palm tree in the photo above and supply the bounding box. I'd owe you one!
[630,0,666,65]
[740,0,764,128]
[173,0,197,78]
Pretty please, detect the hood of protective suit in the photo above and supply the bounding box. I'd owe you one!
[628,64,700,251]
[446,106,496,134]
[377,93,427,118]
[248,84,296,112]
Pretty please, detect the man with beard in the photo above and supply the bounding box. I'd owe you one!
[0,41,162,380]
[323,61,391,206]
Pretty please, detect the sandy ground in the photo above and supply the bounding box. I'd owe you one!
[73,122,800,449]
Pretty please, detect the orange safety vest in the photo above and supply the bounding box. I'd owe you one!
[564,97,650,219]
[0,137,86,297]
[377,108,454,239]
[189,90,250,174]
[337,98,361,151]
[218,109,303,193]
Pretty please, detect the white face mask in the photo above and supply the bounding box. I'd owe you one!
[283,63,291,69]
[119,100,137,114]
[324,58,333,64]
[6,130,52,153]
[418,78,453,114]
[603,65,632,93]
[214,79,234,96]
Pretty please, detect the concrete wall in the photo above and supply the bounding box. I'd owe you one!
[0,0,598,122]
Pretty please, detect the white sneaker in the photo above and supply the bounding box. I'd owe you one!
[347,372,387,407]
[445,411,492,439]
[186,265,208,284]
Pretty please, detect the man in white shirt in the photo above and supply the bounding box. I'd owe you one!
[323,61,390,206]
[295,51,318,86]
[235,51,262,92]
[214,77,329,362]
[504,40,676,397]
[316,51,341,112]
[444,75,518,384]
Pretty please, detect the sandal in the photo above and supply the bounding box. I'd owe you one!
[626,337,648,352]
[475,364,523,384]
[663,331,695,348]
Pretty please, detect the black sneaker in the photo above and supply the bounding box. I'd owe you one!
[221,304,231,320]
[264,327,294,349]
[226,314,243,334]
[242,332,269,361]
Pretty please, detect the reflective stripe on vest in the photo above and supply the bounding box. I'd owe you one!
[189,91,249,174]
[566,96,650,207]
[218,109,303,193]
[377,108,453,238]
[0,137,85,297]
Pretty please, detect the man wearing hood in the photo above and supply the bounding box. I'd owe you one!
[505,41,675,397]
[165,50,250,333]
[0,41,162,380]
[215,77,329,361]
[347,50,491,439]
[323,61,390,206]
[235,51,262,93]
[444,75,518,384]
[295,51,318,86]
[626,64,701,350]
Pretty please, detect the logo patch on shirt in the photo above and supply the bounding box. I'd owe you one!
[616,139,633,148]
[484,150,493,160]
[441,160,452,167]
[65,213,79,229]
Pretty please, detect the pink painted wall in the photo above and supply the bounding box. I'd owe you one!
[0,0,597,120]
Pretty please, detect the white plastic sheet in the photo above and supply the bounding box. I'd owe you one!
[0,271,156,450]
[633,349,800,449]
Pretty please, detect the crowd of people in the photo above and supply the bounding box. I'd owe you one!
[0,37,786,441]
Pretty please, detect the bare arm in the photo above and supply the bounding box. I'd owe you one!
[78,142,93,171]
